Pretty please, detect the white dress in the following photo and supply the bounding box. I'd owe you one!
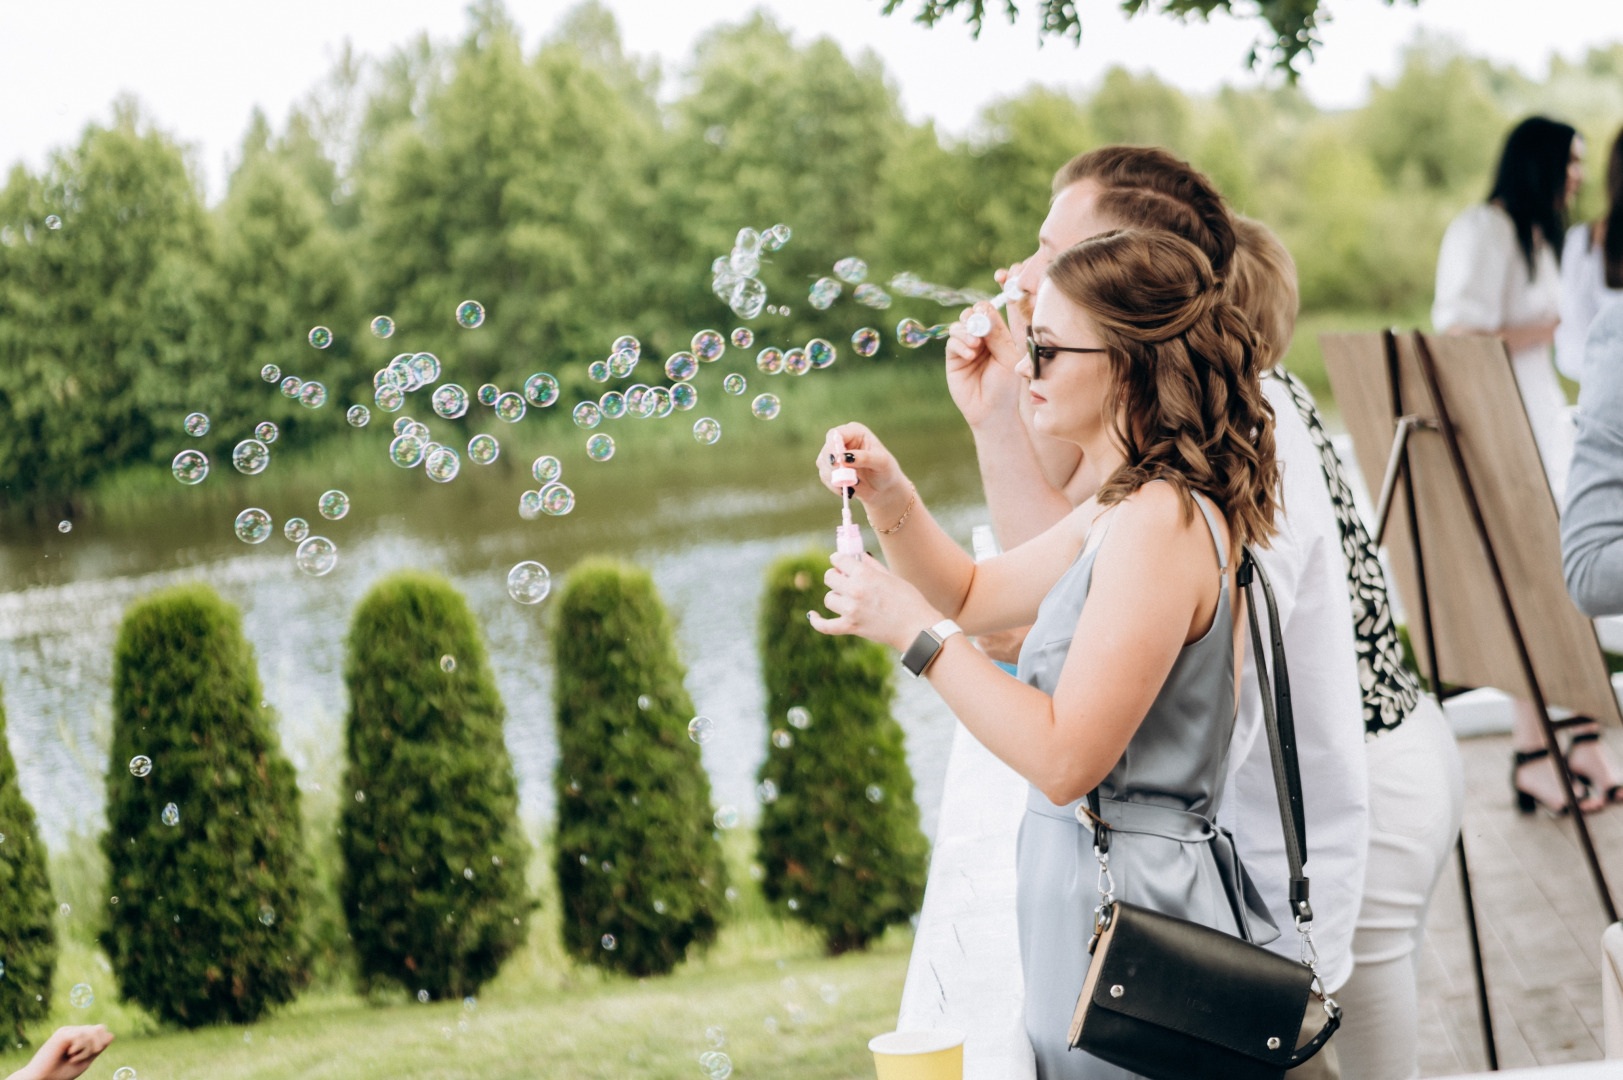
[1433,202,1571,499]
[1557,222,1623,382]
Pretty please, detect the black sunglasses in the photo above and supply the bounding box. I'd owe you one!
[1026,328,1108,379]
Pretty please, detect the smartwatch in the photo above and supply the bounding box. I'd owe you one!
[901,619,964,678]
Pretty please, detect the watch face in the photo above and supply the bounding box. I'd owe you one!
[902,628,941,677]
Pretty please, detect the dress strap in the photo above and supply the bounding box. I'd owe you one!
[1190,491,1228,576]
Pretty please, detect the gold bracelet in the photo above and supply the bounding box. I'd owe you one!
[877,487,918,534]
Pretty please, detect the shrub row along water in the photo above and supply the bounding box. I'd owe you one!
[1,551,928,1031]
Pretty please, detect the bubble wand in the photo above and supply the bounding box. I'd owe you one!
[966,278,1025,338]
[830,458,864,558]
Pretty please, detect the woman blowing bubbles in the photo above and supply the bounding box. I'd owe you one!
[810,229,1279,1078]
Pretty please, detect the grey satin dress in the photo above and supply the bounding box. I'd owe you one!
[1015,492,1279,1079]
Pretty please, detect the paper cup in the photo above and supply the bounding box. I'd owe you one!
[868,1029,965,1080]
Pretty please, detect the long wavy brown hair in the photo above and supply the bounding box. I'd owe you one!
[1046,229,1279,550]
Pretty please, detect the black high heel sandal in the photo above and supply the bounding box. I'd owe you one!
[1513,746,1589,817]
[1564,731,1623,807]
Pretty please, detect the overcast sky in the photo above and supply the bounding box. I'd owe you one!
[2,0,1620,200]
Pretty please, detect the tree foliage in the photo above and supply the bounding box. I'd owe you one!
[101,584,310,1027]
[0,689,56,1043]
[756,553,928,954]
[339,571,532,1000]
[551,558,728,977]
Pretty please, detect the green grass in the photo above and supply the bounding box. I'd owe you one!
[22,823,910,1079]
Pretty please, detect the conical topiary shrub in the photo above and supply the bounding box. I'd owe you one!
[340,571,532,1000]
[552,557,728,977]
[757,552,928,954]
[0,686,57,1043]
[101,583,310,1027]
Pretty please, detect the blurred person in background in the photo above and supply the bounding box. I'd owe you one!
[1432,117,1623,813]
[1557,126,1623,382]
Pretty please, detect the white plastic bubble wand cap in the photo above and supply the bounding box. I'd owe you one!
[966,278,1025,338]
[831,465,864,558]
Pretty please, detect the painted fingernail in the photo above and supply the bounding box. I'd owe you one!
[843,452,855,462]
[805,610,815,621]
[827,453,836,464]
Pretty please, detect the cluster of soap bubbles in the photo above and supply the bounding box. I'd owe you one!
[710,223,791,320]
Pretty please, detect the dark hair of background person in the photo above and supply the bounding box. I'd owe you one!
[1052,145,1237,279]
[1045,228,1278,551]
[1489,116,1579,277]
[1599,127,1623,289]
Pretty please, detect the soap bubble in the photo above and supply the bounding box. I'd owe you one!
[283,517,309,542]
[599,391,627,419]
[519,490,543,520]
[261,364,280,383]
[370,315,395,338]
[671,383,698,411]
[390,434,426,468]
[756,779,778,803]
[723,373,746,396]
[129,755,152,778]
[477,384,499,406]
[432,384,470,419]
[394,417,416,436]
[299,381,327,409]
[609,348,637,378]
[308,326,332,349]
[713,805,740,829]
[705,1026,727,1049]
[586,433,615,462]
[866,785,884,803]
[699,1050,733,1080]
[183,412,209,437]
[601,934,617,951]
[69,984,94,1008]
[112,1069,135,1080]
[692,417,721,444]
[507,561,551,604]
[588,360,610,383]
[730,277,767,320]
[855,283,892,309]
[756,347,784,374]
[612,334,640,359]
[729,248,760,277]
[161,803,180,826]
[806,338,836,369]
[456,300,485,328]
[172,450,209,485]
[648,386,674,418]
[468,434,500,464]
[524,373,559,407]
[897,317,950,347]
[250,421,277,445]
[441,655,457,673]
[235,508,272,543]
[418,990,430,1004]
[296,536,337,576]
[664,351,698,381]
[730,327,754,349]
[764,223,792,249]
[375,384,404,412]
[692,329,725,362]
[259,906,276,926]
[809,277,842,310]
[572,402,601,429]
[375,367,401,391]
[787,706,811,729]
[852,327,881,357]
[425,446,461,482]
[346,404,371,427]
[464,996,477,1012]
[833,257,868,284]
[494,392,526,423]
[232,439,270,475]
[57,520,71,533]
[687,716,714,744]
[45,214,62,230]
[735,227,761,256]
[318,490,349,520]
[540,482,575,516]
[772,729,792,749]
[783,348,810,376]
[530,455,561,485]
[280,376,302,399]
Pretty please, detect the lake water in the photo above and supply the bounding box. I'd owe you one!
[0,416,986,851]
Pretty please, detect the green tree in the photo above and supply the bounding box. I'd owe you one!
[551,558,727,977]
[1357,43,1503,192]
[101,584,309,1028]
[756,553,927,954]
[0,689,56,1044]
[339,571,532,1000]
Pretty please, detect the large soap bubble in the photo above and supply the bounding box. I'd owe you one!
[347,404,371,427]
[755,347,784,375]
[433,384,470,419]
[425,446,461,482]
[183,412,209,437]
[808,278,842,310]
[586,433,615,462]
[468,434,499,464]
[494,393,526,423]
[532,455,561,484]
[572,402,601,429]
[232,439,270,475]
[854,283,892,309]
[308,326,332,349]
[806,339,836,369]
[318,490,349,520]
[665,352,698,382]
[540,482,574,516]
[852,327,881,357]
[692,417,721,445]
[172,450,208,485]
[296,536,338,576]
[691,330,725,362]
[833,257,868,284]
[751,393,780,420]
[234,508,272,544]
[456,300,485,328]
[507,561,551,604]
[524,373,559,407]
[370,315,394,338]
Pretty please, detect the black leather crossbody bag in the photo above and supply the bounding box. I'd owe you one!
[1065,550,1342,1079]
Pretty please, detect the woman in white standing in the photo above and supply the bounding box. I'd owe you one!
[1557,127,1623,383]
[1434,117,1623,814]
